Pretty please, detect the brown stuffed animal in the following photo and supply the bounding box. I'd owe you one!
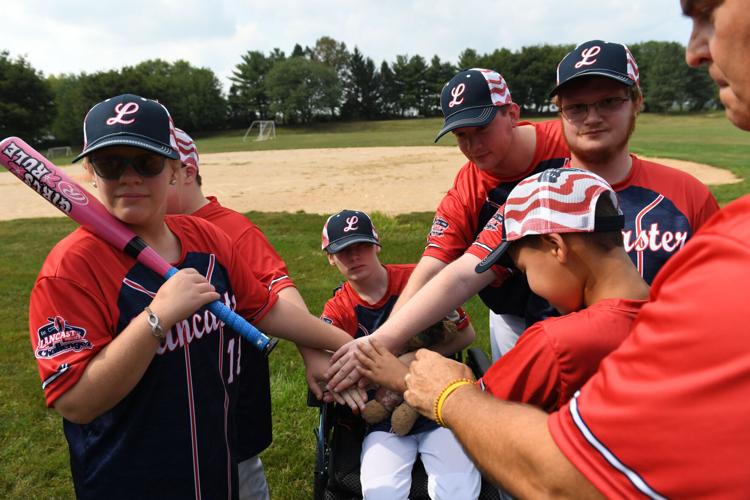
[360,319,459,436]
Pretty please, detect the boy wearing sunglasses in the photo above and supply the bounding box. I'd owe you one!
[28,94,354,499]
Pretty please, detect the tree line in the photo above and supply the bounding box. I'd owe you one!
[0,38,718,147]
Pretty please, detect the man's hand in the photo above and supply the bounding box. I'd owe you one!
[404,349,474,418]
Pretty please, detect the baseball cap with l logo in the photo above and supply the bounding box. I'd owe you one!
[434,68,513,142]
[73,94,179,162]
[550,40,640,97]
[322,209,380,254]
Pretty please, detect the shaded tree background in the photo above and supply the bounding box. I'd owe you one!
[266,57,340,124]
[0,51,55,143]
[0,39,719,146]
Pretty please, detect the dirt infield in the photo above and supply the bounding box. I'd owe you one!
[0,146,741,221]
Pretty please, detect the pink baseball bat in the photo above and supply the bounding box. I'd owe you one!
[0,136,277,355]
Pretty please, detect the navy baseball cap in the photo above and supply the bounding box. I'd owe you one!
[73,94,179,162]
[322,210,380,254]
[434,68,513,142]
[550,40,640,97]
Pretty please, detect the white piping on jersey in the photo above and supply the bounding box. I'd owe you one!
[569,391,667,500]
[42,363,69,390]
[632,194,663,277]
[219,323,233,500]
[267,275,291,291]
[122,277,157,297]
[269,275,290,285]
[473,241,495,253]
[183,341,202,500]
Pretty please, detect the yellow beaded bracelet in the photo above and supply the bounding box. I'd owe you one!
[433,378,474,427]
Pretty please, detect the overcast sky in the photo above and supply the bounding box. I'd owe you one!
[4,0,692,92]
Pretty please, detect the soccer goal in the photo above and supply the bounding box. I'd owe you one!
[242,120,276,142]
[46,146,72,158]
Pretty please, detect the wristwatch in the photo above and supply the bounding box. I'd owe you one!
[144,306,165,342]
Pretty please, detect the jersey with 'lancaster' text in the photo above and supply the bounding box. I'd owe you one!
[29,215,276,500]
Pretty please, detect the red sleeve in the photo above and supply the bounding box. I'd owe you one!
[320,296,358,338]
[691,189,720,232]
[29,276,113,407]
[227,229,278,324]
[422,162,483,263]
[478,322,561,411]
[235,225,296,295]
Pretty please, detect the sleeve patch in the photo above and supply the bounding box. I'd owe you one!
[429,216,450,238]
[35,316,93,359]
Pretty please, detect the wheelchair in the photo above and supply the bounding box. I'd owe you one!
[308,347,501,500]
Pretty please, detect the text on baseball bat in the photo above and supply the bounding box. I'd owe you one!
[2,141,72,214]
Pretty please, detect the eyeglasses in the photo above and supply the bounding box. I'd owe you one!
[89,154,166,180]
[560,96,631,122]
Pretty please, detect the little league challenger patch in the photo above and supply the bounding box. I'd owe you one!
[35,315,93,358]
[483,212,503,232]
[429,216,449,237]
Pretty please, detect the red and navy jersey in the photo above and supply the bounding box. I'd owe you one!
[612,155,719,283]
[479,298,645,411]
[29,215,277,500]
[322,264,469,435]
[423,120,569,313]
[194,196,294,460]
[549,195,750,498]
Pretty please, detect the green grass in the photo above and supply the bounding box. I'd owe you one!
[627,112,750,204]
[2,114,748,498]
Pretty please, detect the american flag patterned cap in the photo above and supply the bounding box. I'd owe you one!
[174,127,200,168]
[435,68,513,142]
[476,168,624,273]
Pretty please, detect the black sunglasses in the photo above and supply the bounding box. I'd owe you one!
[89,154,166,180]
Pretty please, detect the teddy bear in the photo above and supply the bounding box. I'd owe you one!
[360,319,459,436]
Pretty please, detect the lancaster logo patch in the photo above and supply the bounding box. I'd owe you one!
[35,316,93,359]
[483,211,504,232]
[429,216,449,238]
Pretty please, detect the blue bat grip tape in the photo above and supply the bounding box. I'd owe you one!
[164,267,274,353]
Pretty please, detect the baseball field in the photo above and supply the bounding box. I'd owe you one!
[1,114,748,498]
